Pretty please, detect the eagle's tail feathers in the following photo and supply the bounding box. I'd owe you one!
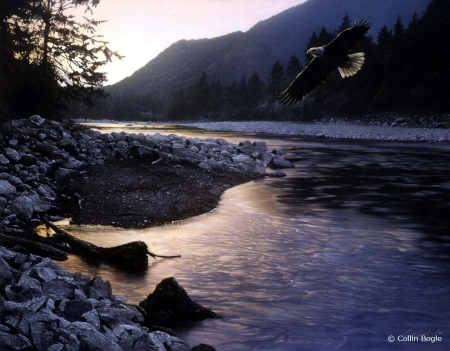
[338,52,365,78]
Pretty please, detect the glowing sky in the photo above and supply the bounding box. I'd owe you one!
[75,0,306,85]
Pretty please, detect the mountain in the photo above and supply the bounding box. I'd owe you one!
[108,0,431,101]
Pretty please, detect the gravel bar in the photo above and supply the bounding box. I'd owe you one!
[183,121,450,143]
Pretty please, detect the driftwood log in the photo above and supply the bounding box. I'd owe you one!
[0,233,68,261]
[38,217,180,272]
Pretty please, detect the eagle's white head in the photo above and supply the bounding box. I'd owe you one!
[307,47,324,58]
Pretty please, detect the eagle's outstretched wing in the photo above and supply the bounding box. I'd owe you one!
[324,19,371,56]
[276,19,371,105]
[276,57,336,105]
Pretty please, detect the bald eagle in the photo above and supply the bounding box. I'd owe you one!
[276,20,372,105]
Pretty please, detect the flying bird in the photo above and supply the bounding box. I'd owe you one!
[276,20,372,105]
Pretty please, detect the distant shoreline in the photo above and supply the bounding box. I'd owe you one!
[74,118,450,143]
[181,121,450,143]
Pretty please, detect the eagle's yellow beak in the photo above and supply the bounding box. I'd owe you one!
[307,49,313,55]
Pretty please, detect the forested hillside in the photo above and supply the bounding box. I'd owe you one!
[70,0,450,122]
[108,0,429,100]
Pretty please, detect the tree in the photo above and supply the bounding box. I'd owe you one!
[0,0,123,119]
[285,55,302,83]
[336,13,352,34]
[247,73,264,108]
[267,60,284,97]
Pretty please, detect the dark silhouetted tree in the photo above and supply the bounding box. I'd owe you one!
[267,60,284,97]
[0,0,122,119]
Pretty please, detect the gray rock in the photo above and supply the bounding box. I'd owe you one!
[67,321,123,351]
[29,115,45,126]
[115,140,128,150]
[4,148,22,163]
[28,308,65,350]
[54,168,75,182]
[33,258,71,278]
[130,145,159,160]
[42,279,76,300]
[133,333,167,351]
[0,180,17,198]
[238,140,255,156]
[249,163,267,175]
[139,277,218,327]
[146,331,191,351]
[97,306,139,328]
[58,138,78,152]
[64,157,84,170]
[37,184,57,199]
[207,158,222,167]
[30,266,58,282]
[10,195,34,221]
[82,309,101,331]
[84,276,113,300]
[232,154,253,164]
[198,161,211,170]
[0,330,32,350]
[39,142,69,160]
[0,196,8,212]
[0,154,10,164]
[5,274,43,302]
[270,154,295,168]
[112,324,146,351]
[20,153,38,166]
[28,193,52,213]
[220,150,232,158]
[196,141,220,152]
[268,170,287,177]
[57,296,94,322]
[253,141,268,152]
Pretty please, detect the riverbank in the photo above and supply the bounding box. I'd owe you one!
[0,115,295,350]
[0,116,293,235]
[183,120,450,143]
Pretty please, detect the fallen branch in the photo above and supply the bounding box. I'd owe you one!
[40,217,180,272]
[0,233,68,261]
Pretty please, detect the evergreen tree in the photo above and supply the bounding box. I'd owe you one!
[267,60,284,97]
[336,13,352,34]
[0,0,122,119]
[285,55,302,82]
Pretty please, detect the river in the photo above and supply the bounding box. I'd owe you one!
[59,123,450,350]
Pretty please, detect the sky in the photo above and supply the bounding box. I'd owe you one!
[72,0,307,85]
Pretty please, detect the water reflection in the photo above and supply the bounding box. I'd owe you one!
[59,125,450,350]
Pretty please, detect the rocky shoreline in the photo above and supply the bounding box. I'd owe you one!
[0,115,294,233]
[0,115,295,350]
[0,244,220,350]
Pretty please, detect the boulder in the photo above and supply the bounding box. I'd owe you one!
[5,274,44,302]
[232,154,253,164]
[238,140,255,156]
[10,195,34,221]
[130,145,159,161]
[0,331,32,350]
[270,154,295,168]
[4,148,22,163]
[139,277,219,327]
[83,276,113,300]
[268,170,287,177]
[67,321,123,351]
[0,180,17,198]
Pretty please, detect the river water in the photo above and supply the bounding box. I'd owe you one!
[59,123,450,350]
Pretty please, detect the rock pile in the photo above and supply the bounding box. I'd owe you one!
[0,115,293,234]
[0,245,195,350]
